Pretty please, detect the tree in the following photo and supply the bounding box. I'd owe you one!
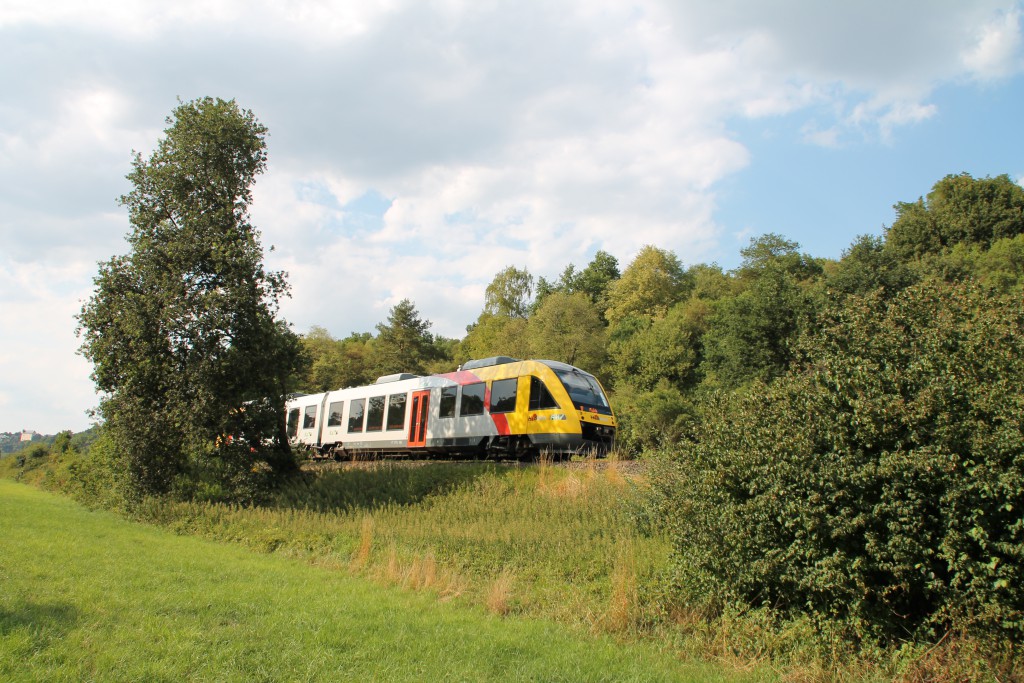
[828,234,916,298]
[686,262,733,301]
[300,326,345,392]
[484,266,534,319]
[608,298,709,394]
[573,250,621,305]
[458,313,531,363]
[701,263,814,389]
[604,246,688,324]
[372,299,438,375]
[526,291,606,370]
[77,97,303,498]
[532,251,620,317]
[736,233,822,282]
[299,327,377,392]
[886,173,1024,261]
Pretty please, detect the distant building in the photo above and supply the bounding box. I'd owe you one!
[19,430,39,442]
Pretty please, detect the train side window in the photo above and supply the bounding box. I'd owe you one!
[287,408,300,438]
[348,398,365,433]
[460,382,485,416]
[529,376,559,410]
[366,395,385,431]
[303,405,317,429]
[386,394,407,430]
[438,386,457,418]
[328,401,344,427]
[490,378,518,413]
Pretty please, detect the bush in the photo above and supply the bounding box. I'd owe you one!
[652,279,1024,646]
[612,381,695,455]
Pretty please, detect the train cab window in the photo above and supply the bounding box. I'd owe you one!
[287,408,300,438]
[348,398,365,433]
[551,366,612,415]
[460,383,485,416]
[438,386,457,418]
[366,395,385,431]
[386,394,407,430]
[529,376,559,410]
[328,401,344,427]
[303,405,317,429]
[490,378,518,413]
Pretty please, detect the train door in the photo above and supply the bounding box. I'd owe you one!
[408,390,430,448]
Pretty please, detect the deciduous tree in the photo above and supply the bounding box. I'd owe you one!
[886,173,1024,260]
[604,246,687,324]
[77,97,303,497]
[526,291,606,370]
[484,265,534,319]
[458,313,530,364]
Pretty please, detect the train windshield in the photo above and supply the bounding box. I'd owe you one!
[547,364,612,415]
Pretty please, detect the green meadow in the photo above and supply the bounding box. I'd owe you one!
[0,475,743,682]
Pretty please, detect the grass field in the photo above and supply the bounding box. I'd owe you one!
[0,478,752,682]
[132,460,673,633]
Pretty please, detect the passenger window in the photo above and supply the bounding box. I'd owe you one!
[490,378,518,413]
[328,401,344,427]
[348,398,365,433]
[386,394,407,430]
[303,405,317,429]
[460,383,485,416]
[287,408,300,438]
[439,386,457,418]
[366,395,385,431]
[529,376,559,410]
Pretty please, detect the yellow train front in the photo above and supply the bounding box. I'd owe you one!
[286,357,616,459]
[445,357,617,458]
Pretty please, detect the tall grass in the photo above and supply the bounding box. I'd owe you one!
[0,478,728,682]
[121,458,1011,681]
[129,460,668,633]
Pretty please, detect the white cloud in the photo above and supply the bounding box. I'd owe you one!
[801,124,841,149]
[963,8,1023,79]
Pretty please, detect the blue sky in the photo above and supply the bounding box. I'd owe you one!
[713,80,1024,269]
[1,0,1022,433]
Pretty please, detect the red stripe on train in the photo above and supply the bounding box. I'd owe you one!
[491,413,511,436]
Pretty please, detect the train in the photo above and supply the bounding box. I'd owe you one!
[285,357,616,460]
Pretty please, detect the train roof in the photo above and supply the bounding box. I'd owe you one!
[375,373,420,384]
[460,356,520,371]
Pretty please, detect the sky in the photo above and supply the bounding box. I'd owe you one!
[2,0,1023,434]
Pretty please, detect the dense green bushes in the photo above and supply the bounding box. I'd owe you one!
[651,279,1024,645]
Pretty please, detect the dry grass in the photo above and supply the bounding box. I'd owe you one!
[604,536,639,633]
[349,514,374,570]
[486,569,515,616]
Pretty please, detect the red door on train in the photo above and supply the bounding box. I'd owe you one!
[408,390,430,448]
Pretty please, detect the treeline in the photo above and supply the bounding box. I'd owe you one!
[0,428,100,455]
[296,172,1024,453]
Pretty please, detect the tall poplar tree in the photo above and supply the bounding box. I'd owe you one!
[77,97,303,497]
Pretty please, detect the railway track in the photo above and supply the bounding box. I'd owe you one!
[300,456,647,477]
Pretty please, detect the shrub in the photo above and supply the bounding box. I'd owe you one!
[653,279,1024,646]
